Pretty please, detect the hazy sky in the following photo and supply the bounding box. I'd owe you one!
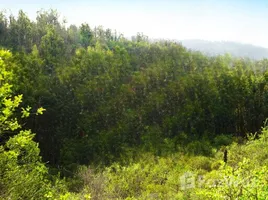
[2,0,268,47]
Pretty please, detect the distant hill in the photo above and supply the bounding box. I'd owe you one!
[180,39,268,60]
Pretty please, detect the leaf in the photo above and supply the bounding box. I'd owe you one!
[36,107,46,115]
[21,106,31,118]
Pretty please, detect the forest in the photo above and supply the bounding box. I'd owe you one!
[0,9,268,199]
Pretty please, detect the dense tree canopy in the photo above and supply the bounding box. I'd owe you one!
[0,9,267,167]
[0,8,268,199]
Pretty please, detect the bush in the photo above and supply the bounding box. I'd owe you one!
[213,134,233,148]
[186,140,213,156]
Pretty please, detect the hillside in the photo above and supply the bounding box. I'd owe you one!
[0,9,268,199]
[180,39,268,60]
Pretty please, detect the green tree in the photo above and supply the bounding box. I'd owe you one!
[79,23,93,48]
[40,26,65,74]
[0,49,52,199]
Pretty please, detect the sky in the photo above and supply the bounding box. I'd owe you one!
[2,0,268,48]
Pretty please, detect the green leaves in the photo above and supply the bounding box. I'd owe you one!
[0,50,46,198]
[0,51,23,132]
[0,49,70,200]
[79,23,93,48]
[21,105,31,118]
[40,26,65,71]
[36,107,46,115]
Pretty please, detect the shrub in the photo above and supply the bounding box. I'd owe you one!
[186,140,213,156]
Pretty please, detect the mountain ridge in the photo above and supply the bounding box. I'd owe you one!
[179,39,268,60]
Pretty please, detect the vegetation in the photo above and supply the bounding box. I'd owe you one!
[0,9,267,199]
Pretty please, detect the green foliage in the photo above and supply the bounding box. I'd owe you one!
[194,159,268,200]
[40,26,65,70]
[0,49,74,199]
[0,50,22,133]
[79,23,93,48]
[0,9,268,199]
[213,134,234,147]
[1,10,267,167]
[68,125,268,200]
[186,140,213,156]
[0,130,50,199]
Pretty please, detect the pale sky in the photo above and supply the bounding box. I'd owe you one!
[2,0,268,48]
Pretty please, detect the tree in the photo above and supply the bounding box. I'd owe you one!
[6,10,33,52]
[79,23,93,48]
[40,26,65,74]
[0,11,8,47]
[0,49,52,199]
